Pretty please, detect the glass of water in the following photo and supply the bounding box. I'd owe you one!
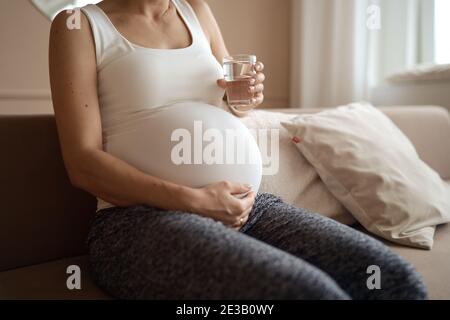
[223,54,257,111]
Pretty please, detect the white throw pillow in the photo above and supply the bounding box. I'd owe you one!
[241,110,355,225]
[281,103,450,249]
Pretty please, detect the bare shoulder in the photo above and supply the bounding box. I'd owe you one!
[49,9,98,112]
[50,9,94,50]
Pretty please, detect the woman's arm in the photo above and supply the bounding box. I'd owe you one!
[49,12,196,210]
[187,0,229,63]
[188,0,265,116]
[49,10,254,228]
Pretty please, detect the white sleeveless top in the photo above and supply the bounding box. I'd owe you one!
[81,1,262,211]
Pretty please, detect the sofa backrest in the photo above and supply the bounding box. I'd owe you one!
[0,115,96,272]
[1,105,449,271]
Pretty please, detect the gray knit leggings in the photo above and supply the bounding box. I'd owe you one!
[87,193,427,300]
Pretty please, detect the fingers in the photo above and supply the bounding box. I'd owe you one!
[217,78,227,89]
[254,72,265,84]
[238,191,256,212]
[249,70,265,84]
[220,59,264,108]
[250,61,264,108]
[248,83,264,94]
[224,190,255,217]
[222,198,253,226]
[231,207,252,229]
[253,93,264,105]
[225,181,252,194]
[255,61,264,72]
[220,60,264,90]
[213,184,256,228]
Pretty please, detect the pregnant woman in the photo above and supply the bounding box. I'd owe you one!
[49,0,426,299]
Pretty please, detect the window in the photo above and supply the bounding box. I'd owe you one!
[434,0,450,64]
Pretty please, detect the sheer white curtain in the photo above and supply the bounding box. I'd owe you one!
[290,0,435,109]
[375,0,435,80]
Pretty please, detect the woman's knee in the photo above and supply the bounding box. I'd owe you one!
[370,251,428,300]
[335,238,428,299]
[270,262,350,300]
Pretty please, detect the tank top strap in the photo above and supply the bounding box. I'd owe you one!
[80,4,134,69]
[171,0,212,51]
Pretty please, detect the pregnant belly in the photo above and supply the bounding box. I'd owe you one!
[105,102,263,192]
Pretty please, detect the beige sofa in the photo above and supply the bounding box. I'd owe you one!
[0,105,449,300]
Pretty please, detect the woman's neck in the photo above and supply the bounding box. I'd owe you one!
[117,0,172,20]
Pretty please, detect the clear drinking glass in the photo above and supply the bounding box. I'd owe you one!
[223,54,257,111]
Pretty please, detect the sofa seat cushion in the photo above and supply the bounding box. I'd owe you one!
[0,256,110,300]
[354,180,450,299]
[354,221,450,300]
[385,222,450,299]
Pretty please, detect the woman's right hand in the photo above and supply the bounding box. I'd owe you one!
[187,181,256,230]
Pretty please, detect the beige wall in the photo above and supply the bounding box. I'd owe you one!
[208,0,291,108]
[0,0,53,113]
[0,0,291,114]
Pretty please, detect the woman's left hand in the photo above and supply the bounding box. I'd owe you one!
[217,61,265,108]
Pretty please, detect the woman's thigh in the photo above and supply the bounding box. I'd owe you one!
[87,204,349,300]
[243,193,428,300]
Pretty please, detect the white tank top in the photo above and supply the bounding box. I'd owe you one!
[81,1,262,211]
